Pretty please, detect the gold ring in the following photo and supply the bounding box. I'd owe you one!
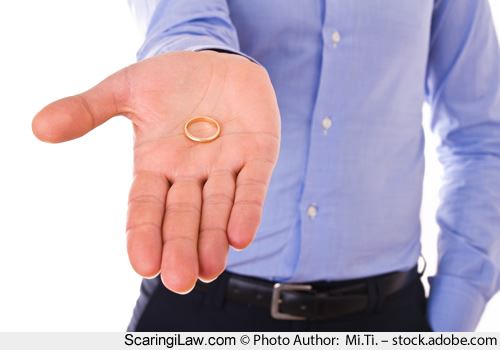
[184,116,221,143]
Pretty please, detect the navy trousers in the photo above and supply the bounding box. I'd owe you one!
[127,269,432,332]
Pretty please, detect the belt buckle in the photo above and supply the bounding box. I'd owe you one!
[271,283,313,320]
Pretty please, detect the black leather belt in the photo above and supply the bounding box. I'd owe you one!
[220,265,420,320]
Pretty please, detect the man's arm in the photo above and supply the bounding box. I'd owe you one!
[128,0,255,62]
[32,0,280,294]
[425,0,500,331]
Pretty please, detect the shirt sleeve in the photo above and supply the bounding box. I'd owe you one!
[127,0,256,63]
[425,0,500,331]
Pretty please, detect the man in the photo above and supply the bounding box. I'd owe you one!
[32,0,500,331]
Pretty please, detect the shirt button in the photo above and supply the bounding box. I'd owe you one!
[307,204,318,219]
[332,31,341,46]
[322,116,332,132]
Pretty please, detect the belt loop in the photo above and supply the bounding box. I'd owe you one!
[366,276,385,313]
[201,272,229,310]
[374,278,385,312]
[366,277,378,313]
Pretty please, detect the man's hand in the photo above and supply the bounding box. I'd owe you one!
[32,51,280,294]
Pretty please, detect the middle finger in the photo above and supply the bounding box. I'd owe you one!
[161,177,202,294]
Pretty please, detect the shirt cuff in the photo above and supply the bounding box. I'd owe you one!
[427,274,486,331]
[188,45,260,66]
[138,36,260,65]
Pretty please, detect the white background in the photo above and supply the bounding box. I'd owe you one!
[0,0,499,331]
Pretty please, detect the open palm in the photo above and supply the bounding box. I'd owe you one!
[32,51,280,293]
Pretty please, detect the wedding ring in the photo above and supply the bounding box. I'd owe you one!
[184,116,221,143]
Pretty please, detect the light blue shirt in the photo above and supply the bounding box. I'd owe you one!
[129,0,500,331]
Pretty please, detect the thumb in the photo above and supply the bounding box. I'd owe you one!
[32,68,129,143]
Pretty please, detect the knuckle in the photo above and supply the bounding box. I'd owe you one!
[203,193,234,206]
[200,226,227,236]
[166,202,201,214]
[128,194,164,206]
[126,222,161,233]
[233,199,263,209]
